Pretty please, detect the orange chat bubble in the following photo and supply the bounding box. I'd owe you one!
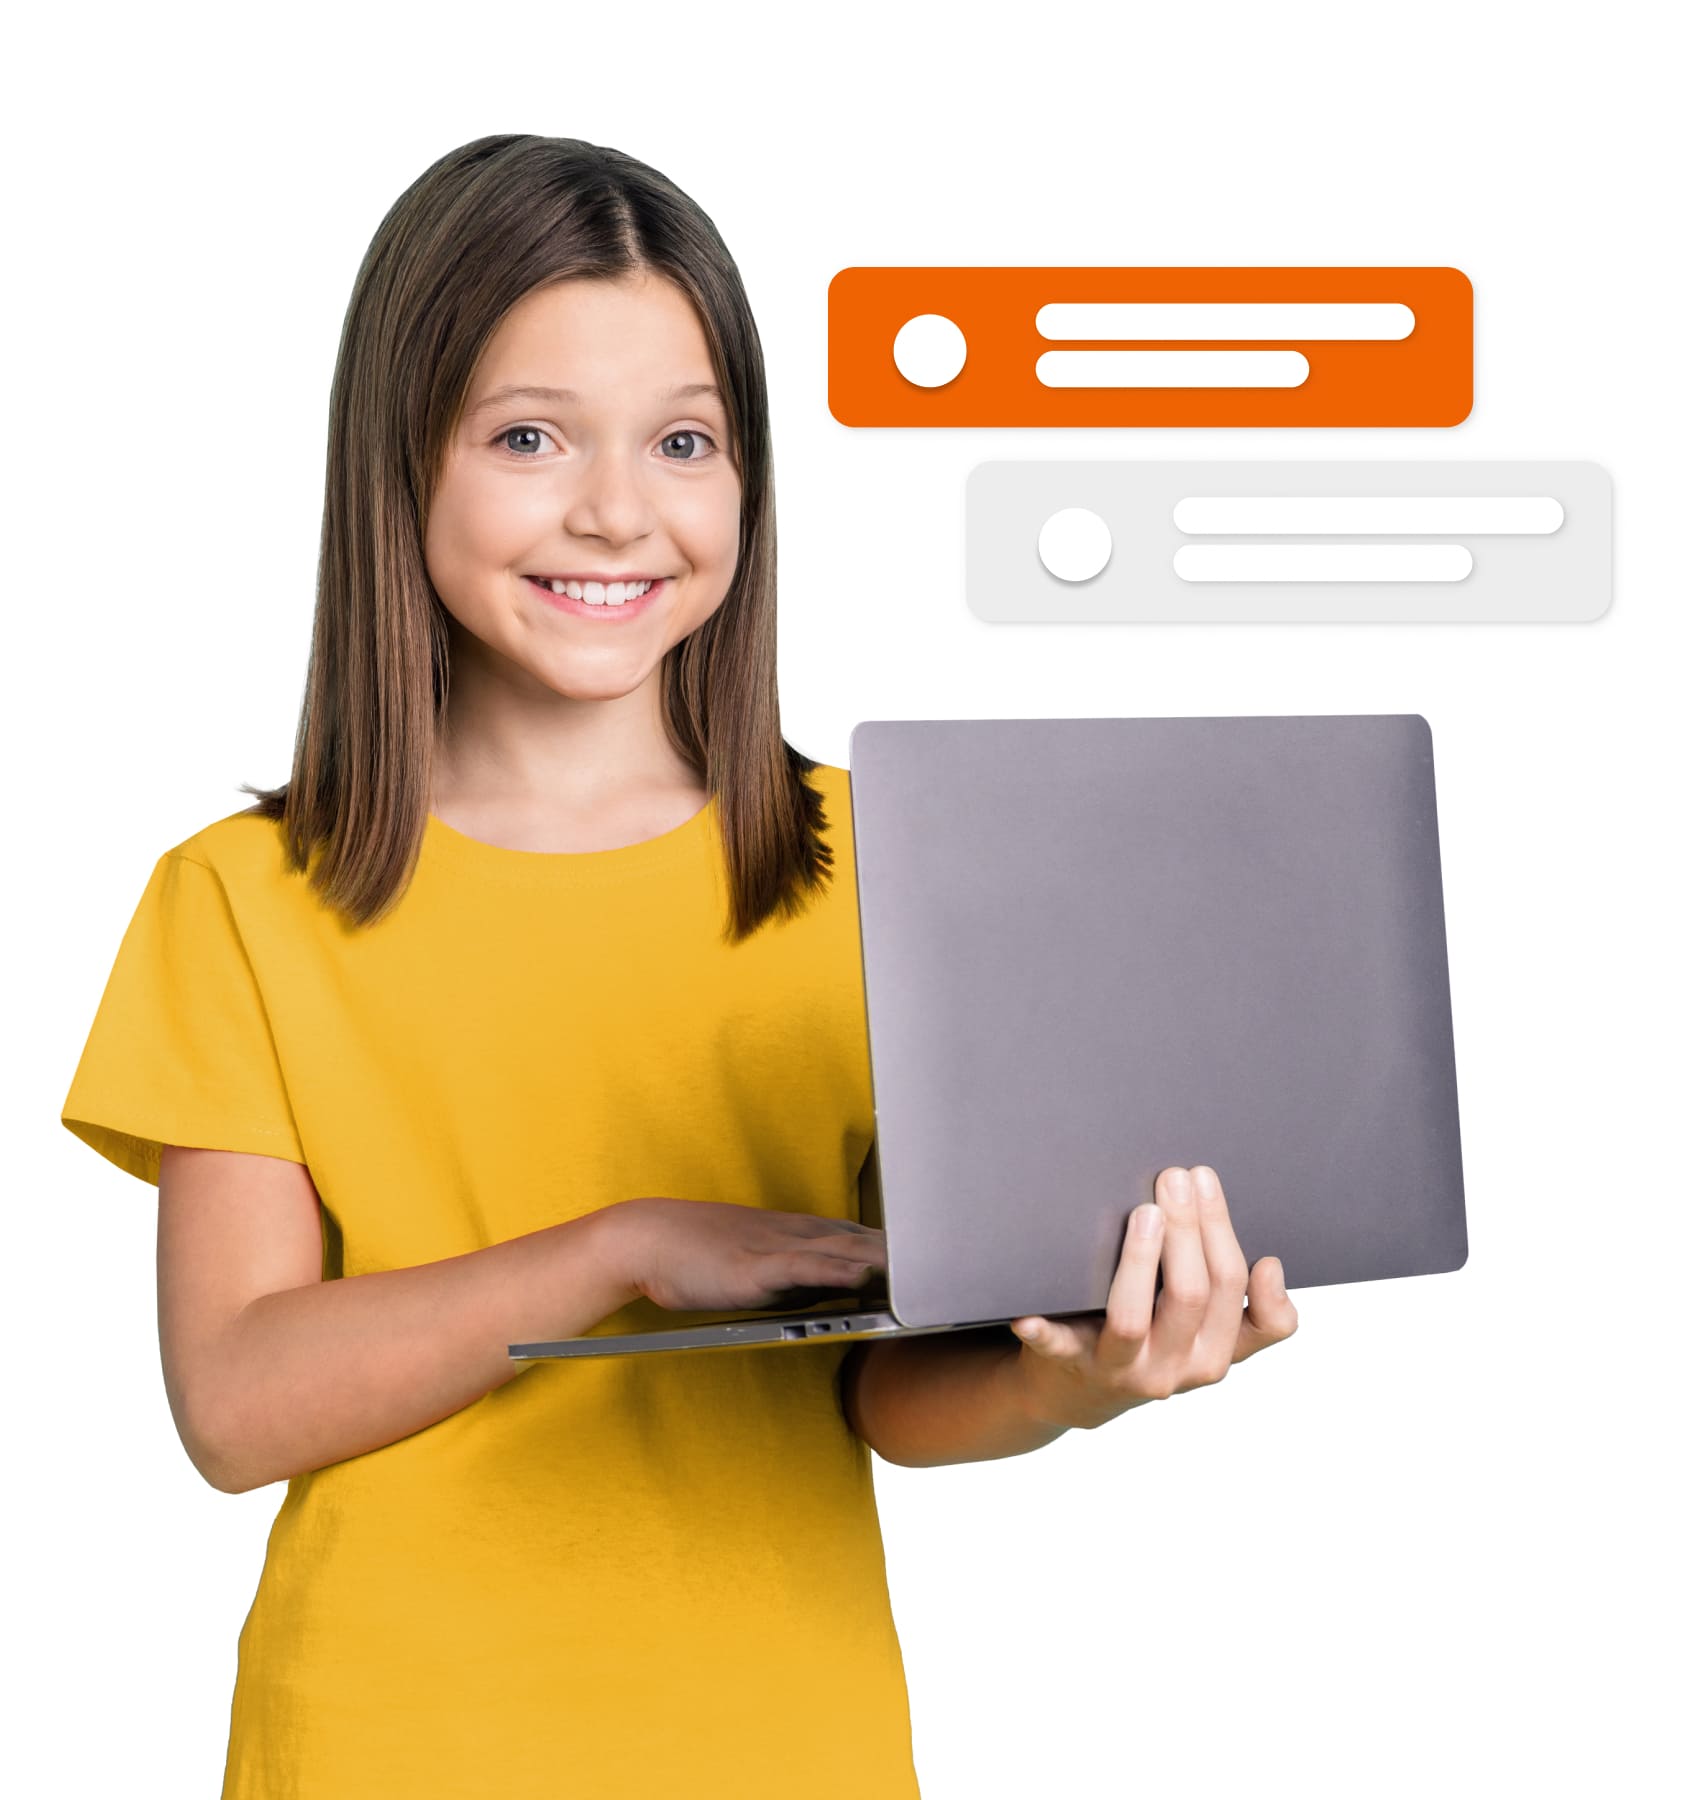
[827,267,1472,426]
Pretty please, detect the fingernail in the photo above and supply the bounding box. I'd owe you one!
[1134,1204,1164,1238]
[1274,1260,1287,1298]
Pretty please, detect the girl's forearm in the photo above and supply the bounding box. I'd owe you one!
[841,1329,1072,1467]
[196,1208,638,1493]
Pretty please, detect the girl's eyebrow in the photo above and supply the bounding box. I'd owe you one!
[467,381,726,419]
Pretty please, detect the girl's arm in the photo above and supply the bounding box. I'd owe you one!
[157,1146,639,1494]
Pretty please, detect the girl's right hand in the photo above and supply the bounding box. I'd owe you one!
[602,1196,887,1313]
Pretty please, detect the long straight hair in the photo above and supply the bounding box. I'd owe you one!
[242,135,832,943]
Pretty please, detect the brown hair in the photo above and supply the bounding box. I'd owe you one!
[242,134,831,943]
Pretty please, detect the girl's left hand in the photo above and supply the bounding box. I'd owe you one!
[1010,1164,1298,1430]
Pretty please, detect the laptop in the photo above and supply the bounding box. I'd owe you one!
[509,714,1467,1362]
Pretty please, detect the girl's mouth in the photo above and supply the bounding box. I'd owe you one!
[524,575,667,619]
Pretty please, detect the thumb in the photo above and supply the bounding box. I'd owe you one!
[1011,1314,1089,1360]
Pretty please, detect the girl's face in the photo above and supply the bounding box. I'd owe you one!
[424,272,742,706]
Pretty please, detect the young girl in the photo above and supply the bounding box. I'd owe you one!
[60,134,1295,1797]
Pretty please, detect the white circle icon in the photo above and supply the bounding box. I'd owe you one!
[892,313,967,388]
[1037,508,1113,582]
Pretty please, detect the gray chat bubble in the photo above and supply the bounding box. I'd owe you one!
[966,460,1611,623]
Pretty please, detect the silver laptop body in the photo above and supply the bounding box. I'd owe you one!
[510,714,1467,1362]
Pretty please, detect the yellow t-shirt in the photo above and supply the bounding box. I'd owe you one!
[61,762,920,1800]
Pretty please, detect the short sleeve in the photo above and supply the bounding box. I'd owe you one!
[61,850,306,1186]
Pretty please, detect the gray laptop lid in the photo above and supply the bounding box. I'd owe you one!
[850,715,1467,1331]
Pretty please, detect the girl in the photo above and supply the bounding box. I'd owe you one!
[60,134,1295,1798]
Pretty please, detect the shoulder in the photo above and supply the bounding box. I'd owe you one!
[165,807,305,901]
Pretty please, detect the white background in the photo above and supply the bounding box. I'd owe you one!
[8,3,1698,1795]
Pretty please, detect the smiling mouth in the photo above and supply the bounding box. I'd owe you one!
[524,574,669,614]
[526,574,663,603]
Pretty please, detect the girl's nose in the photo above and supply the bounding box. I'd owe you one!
[561,452,655,546]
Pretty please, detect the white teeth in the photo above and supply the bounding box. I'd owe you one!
[543,578,654,605]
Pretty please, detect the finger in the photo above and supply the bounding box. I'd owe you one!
[1011,1313,1098,1361]
[784,1222,887,1266]
[787,1248,884,1288]
[1233,1256,1300,1362]
[1147,1166,1211,1364]
[789,1236,886,1273]
[763,1211,881,1245]
[760,1209,846,1237]
[1190,1166,1251,1360]
[1093,1202,1165,1374]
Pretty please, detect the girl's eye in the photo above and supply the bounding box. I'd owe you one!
[496,425,552,458]
[490,426,719,462]
[659,429,716,462]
